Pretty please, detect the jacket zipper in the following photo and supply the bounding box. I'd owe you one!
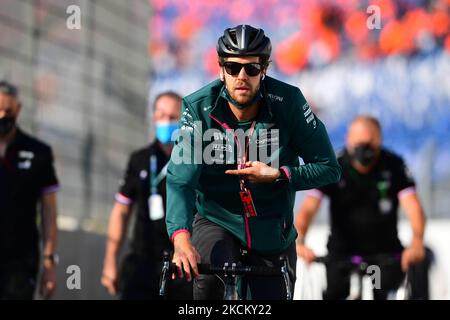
[208,113,253,249]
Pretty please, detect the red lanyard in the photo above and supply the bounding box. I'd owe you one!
[210,114,258,220]
[233,121,256,192]
[238,121,258,218]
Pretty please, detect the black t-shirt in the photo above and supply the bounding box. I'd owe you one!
[314,148,415,255]
[0,128,59,259]
[115,141,172,260]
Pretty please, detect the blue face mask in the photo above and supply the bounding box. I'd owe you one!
[155,121,178,144]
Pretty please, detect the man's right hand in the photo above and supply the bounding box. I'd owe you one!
[296,244,316,265]
[101,261,119,296]
[172,232,201,282]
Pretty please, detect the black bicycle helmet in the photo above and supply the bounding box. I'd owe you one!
[217,24,271,58]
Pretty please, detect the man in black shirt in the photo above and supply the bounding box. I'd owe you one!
[0,81,59,299]
[295,115,426,300]
[101,91,192,299]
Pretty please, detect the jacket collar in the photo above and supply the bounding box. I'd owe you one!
[5,127,25,149]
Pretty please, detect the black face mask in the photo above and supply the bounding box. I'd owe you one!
[350,144,378,167]
[0,116,16,137]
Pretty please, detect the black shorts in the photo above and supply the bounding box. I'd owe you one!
[0,255,39,300]
[191,214,296,300]
[323,254,404,300]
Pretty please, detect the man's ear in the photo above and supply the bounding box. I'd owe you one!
[261,65,268,80]
[15,101,22,117]
[220,72,224,82]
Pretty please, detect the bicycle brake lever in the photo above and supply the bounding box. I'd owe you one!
[159,250,171,297]
[280,256,292,300]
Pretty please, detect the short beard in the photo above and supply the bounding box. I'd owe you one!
[228,84,259,105]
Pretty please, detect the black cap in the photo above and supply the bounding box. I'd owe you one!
[0,80,18,97]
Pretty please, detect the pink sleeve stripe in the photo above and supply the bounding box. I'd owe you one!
[42,184,60,194]
[115,193,133,205]
[306,189,324,199]
[171,229,190,243]
[398,186,416,199]
[280,166,291,181]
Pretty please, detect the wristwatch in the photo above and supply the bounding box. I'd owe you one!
[43,254,60,265]
[274,168,289,186]
[296,234,305,245]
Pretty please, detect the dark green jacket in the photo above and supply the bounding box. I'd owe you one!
[166,76,341,254]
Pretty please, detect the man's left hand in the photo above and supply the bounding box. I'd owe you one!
[39,263,57,299]
[225,161,280,183]
[401,243,425,272]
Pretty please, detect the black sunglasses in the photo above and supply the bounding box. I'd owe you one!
[222,61,263,77]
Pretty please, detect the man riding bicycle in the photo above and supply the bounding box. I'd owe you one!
[295,116,426,300]
[166,25,341,300]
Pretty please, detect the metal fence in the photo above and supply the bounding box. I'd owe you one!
[0,0,150,299]
[0,0,150,231]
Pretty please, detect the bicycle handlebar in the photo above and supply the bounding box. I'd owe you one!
[159,251,292,300]
[312,253,410,300]
[166,262,284,277]
[313,253,401,267]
